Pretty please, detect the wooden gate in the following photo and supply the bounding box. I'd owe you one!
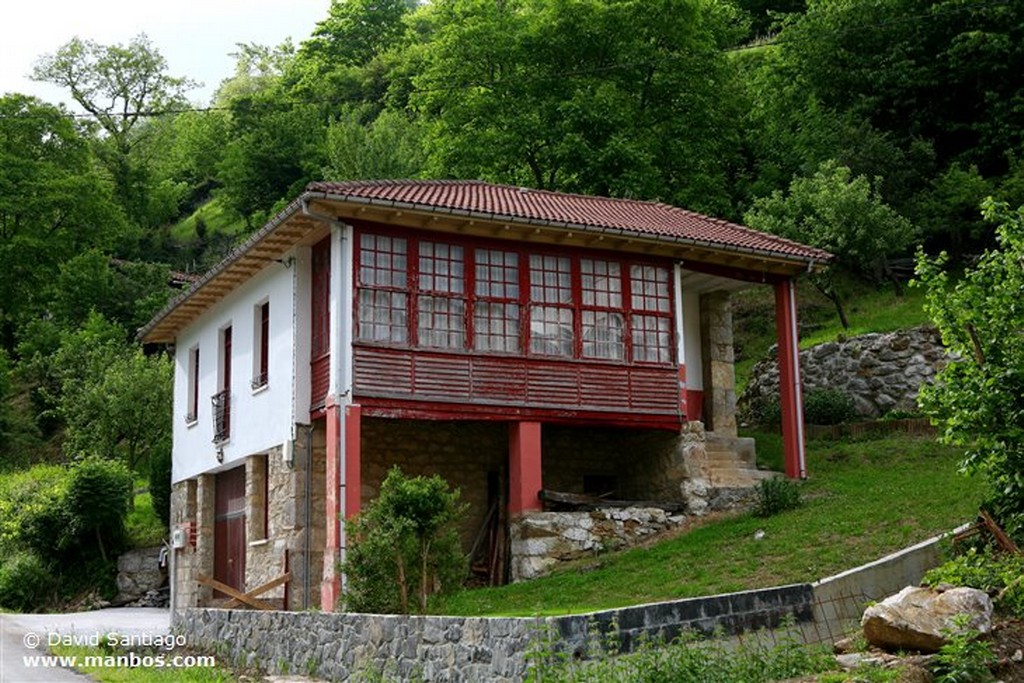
[214,466,246,598]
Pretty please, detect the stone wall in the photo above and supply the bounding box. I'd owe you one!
[741,327,947,419]
[170,422,326,614]
[178,583,814,682]
[116,547,166,603]
[510,507,687,581]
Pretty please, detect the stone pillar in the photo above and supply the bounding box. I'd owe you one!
[509,422,543,514]
[774,278,807,479]
[170,479,198,611]
[700,291,737,436]
[195,473,216,605]
[245,454,268,542]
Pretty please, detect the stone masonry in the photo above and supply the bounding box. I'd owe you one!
[179,583,814,682]
[742,326,947,419]
[510,507,688,581]
[700,291,738,435]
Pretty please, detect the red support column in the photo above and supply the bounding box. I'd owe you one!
[321,397,342,611]
[508,421,543,514]
[774,279,807,479]
[344,405,362,520]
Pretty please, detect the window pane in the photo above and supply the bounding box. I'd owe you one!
[530,306,573,356]
[581,259,622,309]
[360,234,408,288]
[475,249,518,299]
[631,314,671,363]
[530,254,571,304]
[630,264,670,312]
[418,295,465,348]
[420,242,464,294]
[357,289,408,343]
[474,302,520,353]
[582,311,624,360]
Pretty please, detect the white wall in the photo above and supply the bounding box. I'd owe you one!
[172,255,298,483]
[682,290,703,390]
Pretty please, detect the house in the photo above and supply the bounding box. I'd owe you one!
[139,179,831,613]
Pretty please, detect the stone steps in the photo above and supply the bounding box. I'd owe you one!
[703,432,772,490]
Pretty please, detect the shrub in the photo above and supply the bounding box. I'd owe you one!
[753,477,803,518]
[923,547,1024,617]
[744,395,782,427]
[343,467,467,614]
[0,551,55,612]
[932,615,997,683]
[65,457,133,562]
[0,464,70,558]
[803,388,856,425]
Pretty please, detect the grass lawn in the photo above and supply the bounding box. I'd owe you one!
[439,432,983,616]
[733,281,931,394]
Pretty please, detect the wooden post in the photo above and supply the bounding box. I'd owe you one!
[508,422,543,514]
[774,278,807,479]
[321,397,342,611]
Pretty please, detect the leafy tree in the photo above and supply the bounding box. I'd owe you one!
[744,160,916,326]
[780,0,1024,179]
[65,457,133,562]
[32,34,198,225]
[324,107,426,181]
[343,467,466,613]
[915,199,1024,535]
[301,0,418,69]
[0,94,126,348]
[413,0,745,215]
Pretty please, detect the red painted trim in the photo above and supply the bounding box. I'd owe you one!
[344,404,362,520]
[686,389,704,423]
[321,400,341,611]
[509,422,543,514]
[774,279,806,479]
[355,397,682,430]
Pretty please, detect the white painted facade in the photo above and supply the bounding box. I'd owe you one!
[172,248,312,483]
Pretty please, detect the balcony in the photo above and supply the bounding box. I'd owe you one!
[211,389,230,444]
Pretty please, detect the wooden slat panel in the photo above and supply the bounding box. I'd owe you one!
[310,355,330,409]
[352,346,678,416]
[471,361,528,400]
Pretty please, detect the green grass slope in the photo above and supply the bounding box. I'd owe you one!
[440,433,981,616]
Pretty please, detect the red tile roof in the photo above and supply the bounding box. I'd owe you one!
[306,179,833,262]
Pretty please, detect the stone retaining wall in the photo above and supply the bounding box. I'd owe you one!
[509,507,688,581]
[178,584,814,682]
[742,327,947,419]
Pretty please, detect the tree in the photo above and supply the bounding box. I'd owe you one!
[343,467,466,613]
[0,94,126,349]
[744,160,916,326]
[32,34,198,225]
[412,0,745,216]
[324,107,426,181]
[915,199,1024,535]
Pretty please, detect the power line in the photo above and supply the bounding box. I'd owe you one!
[0,0,1014,123]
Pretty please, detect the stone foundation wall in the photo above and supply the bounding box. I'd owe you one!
[742,326,947,419]
[510,507,687,581]
[170,422,326,614]
[361,419,507,548]
[178,583,813,682]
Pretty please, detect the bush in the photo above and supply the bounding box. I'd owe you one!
[0,551,55,612]
[744,395,782,427]
[923,547,1024,617]
[343,467,467,614]
[65,457,133,562]
[802,388,856,425]
[0,464,70,558]
[753,477,803,518]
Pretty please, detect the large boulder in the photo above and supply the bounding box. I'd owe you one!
[861,585,993,653]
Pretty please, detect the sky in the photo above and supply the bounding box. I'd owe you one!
[1,0,331,112]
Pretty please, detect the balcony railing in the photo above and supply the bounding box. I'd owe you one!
[211,389,230,444]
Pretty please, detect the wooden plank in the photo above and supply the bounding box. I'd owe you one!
[196,574,277,611]
[980,509,1022,555]
[223,573,292,609]
[539,489,686,513]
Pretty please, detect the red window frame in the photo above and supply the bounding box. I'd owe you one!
[311,236,331,360]
[356,233,409,344]
[473,248,521,354]
[252,301,270,390]
[352,226,675,366]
